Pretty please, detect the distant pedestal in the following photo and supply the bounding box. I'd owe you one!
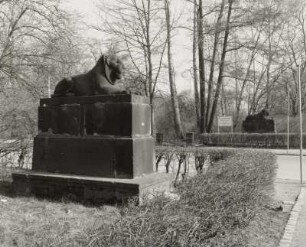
[13,94,171,203]
[242,119,275,133]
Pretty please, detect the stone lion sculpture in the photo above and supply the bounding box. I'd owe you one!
[243,108,274,133]
[245,109,269,122]
[53,54,126,96]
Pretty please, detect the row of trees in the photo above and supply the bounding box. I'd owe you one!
[93,0,306,137]
[1,0,306,139]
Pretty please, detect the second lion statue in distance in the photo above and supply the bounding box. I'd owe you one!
[53,54,127,97]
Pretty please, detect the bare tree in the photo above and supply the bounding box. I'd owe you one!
[192,0,200,128]
[232,28,263,129]
[0,0,76,95]
[164,0,184,138]
[207,0,234,132]
[197,0,206,133]
[94,0,167,134]
[0,0,82,138]
[206,0,226,127]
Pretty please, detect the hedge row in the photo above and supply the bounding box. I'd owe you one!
[85,149,279,247]
[202,132,306,148]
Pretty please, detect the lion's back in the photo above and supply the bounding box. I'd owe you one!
[71,72,95,96]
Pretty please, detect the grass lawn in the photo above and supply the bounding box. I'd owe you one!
[0,189,121,246]
[0,149,290,247]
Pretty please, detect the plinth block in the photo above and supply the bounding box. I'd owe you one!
[38,94,151,137]
[44,94,150,106]
[32,135,154,178]
[12,171,172,204]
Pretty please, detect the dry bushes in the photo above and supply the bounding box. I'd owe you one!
[0,148,283,247]
[155,146,233,184]
[87,149,278,247]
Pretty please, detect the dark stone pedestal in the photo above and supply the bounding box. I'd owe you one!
[13,94,171,204]
[32,135,154,178]
[242,119,275,133]
[186,132,194,146]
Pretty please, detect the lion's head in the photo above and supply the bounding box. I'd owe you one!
[95,54,124,85]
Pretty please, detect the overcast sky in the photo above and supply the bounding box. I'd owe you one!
[61,0,194,93]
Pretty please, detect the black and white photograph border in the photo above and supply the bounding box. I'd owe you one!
[1,0,306,246]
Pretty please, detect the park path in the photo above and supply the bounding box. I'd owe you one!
[290,193,306,247]
[274,153,306,247]
[276,154,306,182]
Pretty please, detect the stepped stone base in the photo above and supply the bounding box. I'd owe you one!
[12,171,172,204]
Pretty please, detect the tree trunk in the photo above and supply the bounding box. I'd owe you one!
[207,0,234,132]
[221,83,228,115]
[193,0,200,128]
[266,21,272,110]
[164,0,184,138]
[206,0,225,127]
[198,0,206,133]
[145,0,155,136]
